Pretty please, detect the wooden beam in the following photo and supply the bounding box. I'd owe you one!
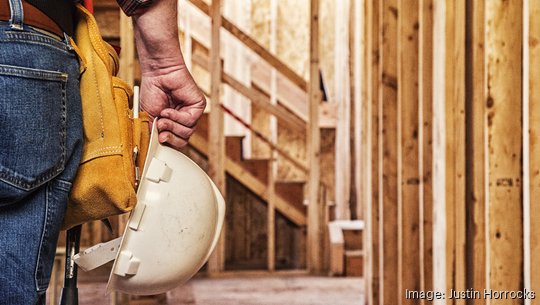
[307,0,324,275]
[528,0,540,299]
[432,0,446,301]
[485,1,523,303]
[465,0,487,303]
[118,11,134,86]
[366,0,380,303]
[445,0,467,303]
[207,0,225,274]
[267,160,276,271]
[379,0,399,303]
[187,0,307,91]
[523,0,531,301]
[334,0,352,220]
[398,0,421,303]
[419,0,434,299]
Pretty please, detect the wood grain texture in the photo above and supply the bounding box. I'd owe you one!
[445,1,467,304]
[485,0,524,303]
[208,0,226,273]
[398,0,421,303]
[419,0,433,299]
[378,0,399,303]
[431,0,447,301]
[529,0,540,302]
[466,0,487,303]
[367,0,381,303]
[307,0,324,274]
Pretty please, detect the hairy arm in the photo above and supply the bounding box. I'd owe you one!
[132,0,206,149]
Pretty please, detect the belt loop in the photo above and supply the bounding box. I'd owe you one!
[64,32,71,46]
[8,0,24,30]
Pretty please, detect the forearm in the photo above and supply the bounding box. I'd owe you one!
[132,0,185,75]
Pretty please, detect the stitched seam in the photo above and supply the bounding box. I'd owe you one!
[84,146,123,160]
[34,182,50,291]
[3,31,71,53]
[0,64,67,81]
[86,35,106,139]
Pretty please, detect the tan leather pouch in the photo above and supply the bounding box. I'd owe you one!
[63,4,150,230]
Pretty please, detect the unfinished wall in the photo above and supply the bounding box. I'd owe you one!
[364,0,535,304]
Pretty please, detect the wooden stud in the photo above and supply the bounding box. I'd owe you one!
[431,0,446,301]
[118,12,134,87]
[307,0,324,274]
[334,0,352,220]
[360,0,374,301]
[465,0,487,303]
[398,0,421,303]
[485,1,523,303]
[267,160,276,271]
[367,0,381,303]
[116,11,135,303]
[523,0,531,301]
[445,0,467,303]
[379,0,399,303]
[267,0,278,271]
[207,0,225,274]
[419,0,434,299]
[529,0,540,299]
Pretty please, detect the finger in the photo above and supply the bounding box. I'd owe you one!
[160,102,205,128]
[156,117,195,140]
[158,131,189,150]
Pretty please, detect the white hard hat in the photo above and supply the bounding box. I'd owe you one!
[74,120,225,295]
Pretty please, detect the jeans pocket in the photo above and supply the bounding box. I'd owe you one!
[0,64,68,205]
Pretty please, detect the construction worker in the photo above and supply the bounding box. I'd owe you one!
[0,0,205,304]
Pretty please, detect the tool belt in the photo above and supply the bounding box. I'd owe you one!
[62,4,150,230]
[0,0,63,37]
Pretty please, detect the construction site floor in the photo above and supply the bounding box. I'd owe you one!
[49,275,363,305]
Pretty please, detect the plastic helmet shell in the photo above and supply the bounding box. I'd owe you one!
[107,121,225,295]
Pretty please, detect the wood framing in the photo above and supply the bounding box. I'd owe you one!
[188,0,307,91]
[307,0,324,274]
[334,0,352,220]
[419,0,434,299]
[485,1,523,303]
[465,0,487,303]
[529,0,540,299]
[207,0,226,273]
[445,1,467,303]
[267,159,276,271]
[398,0,421,303]
[431,0,446,302]
[118,12,134,86]
[367,0,380,303]
[189,133,307,226]
[379,0,399,303]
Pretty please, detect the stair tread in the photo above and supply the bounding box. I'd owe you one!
[345,250,364,257]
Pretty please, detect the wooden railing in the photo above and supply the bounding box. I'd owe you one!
[184,0,326,274]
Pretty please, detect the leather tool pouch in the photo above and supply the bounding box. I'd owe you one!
[62,4,150,230]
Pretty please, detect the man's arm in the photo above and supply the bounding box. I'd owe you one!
[130,0,206,150]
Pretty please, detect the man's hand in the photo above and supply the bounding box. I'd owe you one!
[139,65,206,150]
[133,0,205,150]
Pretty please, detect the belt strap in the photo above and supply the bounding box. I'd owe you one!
[0,0,62,37]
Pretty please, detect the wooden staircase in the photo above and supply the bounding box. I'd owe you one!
[189,113,307,226]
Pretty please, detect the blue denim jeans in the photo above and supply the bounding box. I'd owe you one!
[0,1,83,304]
